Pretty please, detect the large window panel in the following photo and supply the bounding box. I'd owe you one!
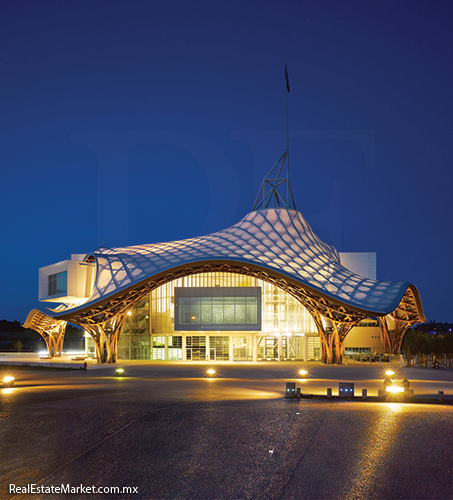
[179,297,191,325]
[168,336,182,360]
[213,297,225,324]
[246,297,258,324]
[175,287,261,331]
[48,271,67,296]
[222,296,235,323]
[190,297,201,325]
[201,297,213,324]
[235,297,246,324]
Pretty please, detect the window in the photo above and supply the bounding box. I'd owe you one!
[209,336,229,360]
[175,287,261,331]
[233,336,253,361]
[186,336,206,360]
[152,336,166,360]
[168,336,182,360]
[48,271,67,296]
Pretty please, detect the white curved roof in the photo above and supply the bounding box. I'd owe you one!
[78,208,416,317]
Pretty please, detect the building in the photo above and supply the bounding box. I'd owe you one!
[24,151,425,363]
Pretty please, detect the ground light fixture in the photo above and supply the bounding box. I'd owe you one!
[386,385,404,393]
[206,369,216,378]
[115,368,125,377]
[2,376,15,387]
[385,370,395,377]
[298,369,308,378]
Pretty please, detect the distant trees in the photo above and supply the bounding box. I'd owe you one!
[12,340,23,352]
[0,319,24,332]
[0,319,84,353]
[0,319,40,352]
[402,328,453,367]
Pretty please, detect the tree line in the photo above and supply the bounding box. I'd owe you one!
[402,326,453,366]
[0,319,84,352]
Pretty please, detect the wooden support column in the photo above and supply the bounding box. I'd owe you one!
[41,332,56,357]
[377,316,392,354]
[53,321,67,357]
[35,320,67,358]
[309,309,332,364]
[392,318,412,355]
[84,324,103,363]
[105,311,128,363]
[331,321,358,364]
[84,311,128,363]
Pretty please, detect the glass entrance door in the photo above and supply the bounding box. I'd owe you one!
[257,336,279,360]
[185,336,206,360]
[209,336,229,360]
[281,336,304,360]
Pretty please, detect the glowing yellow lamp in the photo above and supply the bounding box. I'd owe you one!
[2,376,15,387]
[386,385,404,393]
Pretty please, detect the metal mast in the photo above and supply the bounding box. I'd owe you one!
[253,61,296,211]
[285,59,290,204]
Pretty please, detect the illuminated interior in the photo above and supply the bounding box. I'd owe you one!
[24,185,425,364]
[86,272,320,361]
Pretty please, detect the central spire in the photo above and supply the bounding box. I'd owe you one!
[252,61,296,211]
[252,150,296,210]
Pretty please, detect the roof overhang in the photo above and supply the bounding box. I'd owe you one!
[28,259,425,327]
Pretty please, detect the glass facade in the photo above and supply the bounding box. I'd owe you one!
[257,336,279,359]
[232,336,253,361]
[307,336,321,361]
[167,336,183,360]
[109,272,319,362]
[208,336,229,360]
[118,296,150,359]
[175,287,260,330]
[48,271,67,296]
[186,336,206,361]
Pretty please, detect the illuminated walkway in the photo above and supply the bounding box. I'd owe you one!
[2,354,453,398]
[1,360,453,500]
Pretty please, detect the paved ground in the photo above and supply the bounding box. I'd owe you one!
[1,360,453,499]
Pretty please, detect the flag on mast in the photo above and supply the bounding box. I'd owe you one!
[285,63,290,92]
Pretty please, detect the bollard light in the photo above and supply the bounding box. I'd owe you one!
[286,382,296,397]
[2,376,15,387]
[386,385,404,393]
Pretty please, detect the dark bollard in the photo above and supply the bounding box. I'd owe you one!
[327,388,332,399]
[286,382,296,398]
[339,382,354,398]
[438,391,444,402]
[362,389,367,400]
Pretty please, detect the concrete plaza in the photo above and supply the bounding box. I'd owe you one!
[1,358,453,499]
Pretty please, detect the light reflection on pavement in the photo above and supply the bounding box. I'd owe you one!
[1,362,452,499]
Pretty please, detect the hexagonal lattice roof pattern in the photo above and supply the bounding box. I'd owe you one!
[72,208,420,318]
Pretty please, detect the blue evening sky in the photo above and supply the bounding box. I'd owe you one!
[1,1,452,322]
